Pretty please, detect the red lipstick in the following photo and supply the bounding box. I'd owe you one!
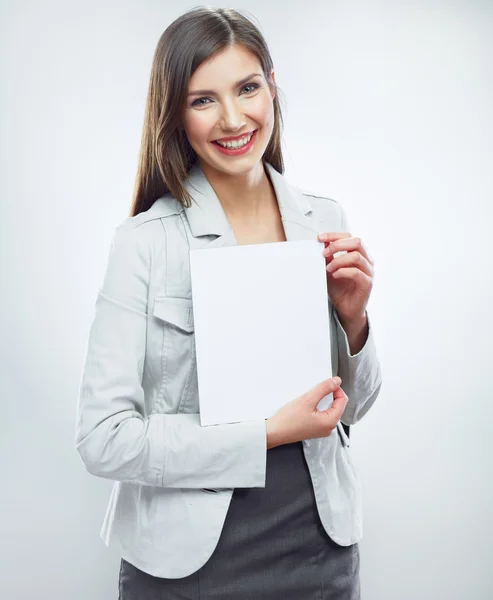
[211,130,258,156]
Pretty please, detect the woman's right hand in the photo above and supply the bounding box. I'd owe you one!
[265,377,348,449]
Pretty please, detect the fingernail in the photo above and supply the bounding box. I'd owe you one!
[319,233,328,241]
[332,376,341,384]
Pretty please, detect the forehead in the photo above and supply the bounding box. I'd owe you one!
[188,45,263,88]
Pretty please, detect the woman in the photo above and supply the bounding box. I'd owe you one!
[75,6,382,599]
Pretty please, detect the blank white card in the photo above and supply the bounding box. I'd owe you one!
[189,239,333,426]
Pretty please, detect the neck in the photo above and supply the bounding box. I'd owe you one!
[199,160,276,221]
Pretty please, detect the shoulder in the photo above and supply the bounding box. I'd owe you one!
[120,193,184,230]
[299,186,339,209]
[112,193,185,247]
[296,185,346,227]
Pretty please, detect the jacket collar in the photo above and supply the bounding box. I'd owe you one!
[183,162,318,248]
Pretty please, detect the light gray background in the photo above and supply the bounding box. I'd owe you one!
[1,1,492,598]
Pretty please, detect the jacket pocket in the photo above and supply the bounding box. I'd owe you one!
[153,296,194,333]
[152,296,197,414]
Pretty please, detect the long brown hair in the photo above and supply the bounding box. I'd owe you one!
[129,6,284,217]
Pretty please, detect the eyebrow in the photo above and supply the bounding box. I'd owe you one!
[187,73,263,97]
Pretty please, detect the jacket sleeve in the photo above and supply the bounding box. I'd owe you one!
[334,202,383,425]
[75,220,267,489]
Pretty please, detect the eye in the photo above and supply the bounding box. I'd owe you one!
[241,83,260,94]
[191,97,213,108]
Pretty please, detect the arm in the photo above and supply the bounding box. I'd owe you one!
[75,221,267,488]
[334,203,383,425]
[334,308,382,425]
[337,312,369,356]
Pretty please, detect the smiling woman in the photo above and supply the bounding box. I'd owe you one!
[130,7,284,215]
[75,4,382,599]
[183,48,275,169]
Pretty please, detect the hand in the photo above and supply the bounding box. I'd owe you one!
[318,232,374,324]
[266,377,348,449]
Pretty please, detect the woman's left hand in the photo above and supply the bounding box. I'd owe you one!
[318,232,374,324]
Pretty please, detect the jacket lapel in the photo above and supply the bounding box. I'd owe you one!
[183,166,236,249]
[264,163,320,242]
[183,162,320,248]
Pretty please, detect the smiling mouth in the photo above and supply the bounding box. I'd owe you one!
[213,130,256,149]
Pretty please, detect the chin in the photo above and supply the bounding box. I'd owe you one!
[199,147,267,178]
[214,160,261,177]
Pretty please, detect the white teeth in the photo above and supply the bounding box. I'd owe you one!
[216,132,253,149]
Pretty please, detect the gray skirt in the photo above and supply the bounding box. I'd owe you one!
[119,442,360,599]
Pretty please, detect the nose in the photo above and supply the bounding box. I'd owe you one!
[219,98,246,132]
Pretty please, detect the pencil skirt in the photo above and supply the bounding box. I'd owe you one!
[118,442,361,599]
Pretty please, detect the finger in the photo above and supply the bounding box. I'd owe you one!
[318,232,351,243]
[304,377,341,406]
[332,385,347,401]
[321,388,349,419]
[330,267,372,289]
[326,251,373,278]
[324,237,373,265]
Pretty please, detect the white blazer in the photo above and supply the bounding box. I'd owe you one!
[75,162,383,578]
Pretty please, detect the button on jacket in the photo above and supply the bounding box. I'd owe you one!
[75,162,383,579]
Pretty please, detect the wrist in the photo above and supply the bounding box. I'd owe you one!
[266,419,283,449]
[337,311,369,356]
[338,310,367,331]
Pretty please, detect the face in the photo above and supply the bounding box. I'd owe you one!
[182,44,276,178]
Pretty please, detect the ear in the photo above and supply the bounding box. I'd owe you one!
[269,69,277,100]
